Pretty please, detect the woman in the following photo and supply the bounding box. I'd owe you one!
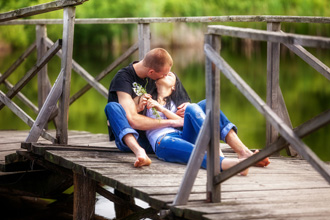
[145,72,267,175]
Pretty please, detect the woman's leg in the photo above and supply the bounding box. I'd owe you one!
[197,100,270,167]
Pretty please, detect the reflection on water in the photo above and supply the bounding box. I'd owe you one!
[0,43,329,161]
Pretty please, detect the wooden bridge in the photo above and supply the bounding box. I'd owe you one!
[1,1,330,219]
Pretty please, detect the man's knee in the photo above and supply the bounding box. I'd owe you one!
[105,102,126,118]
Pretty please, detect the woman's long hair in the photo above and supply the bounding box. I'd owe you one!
[150,73,191,110]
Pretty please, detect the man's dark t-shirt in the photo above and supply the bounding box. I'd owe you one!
[108,62,155,103]
[107,62,155,141]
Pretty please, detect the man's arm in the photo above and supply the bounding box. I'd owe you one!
[117,91,183,130]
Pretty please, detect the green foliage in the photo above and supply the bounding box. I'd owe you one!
[1,0,330,49]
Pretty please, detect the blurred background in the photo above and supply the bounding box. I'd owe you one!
[0,0,329,160]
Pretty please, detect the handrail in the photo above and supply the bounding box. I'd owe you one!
[1,15,330,25]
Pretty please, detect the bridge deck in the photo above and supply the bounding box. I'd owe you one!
[1,130,330,219]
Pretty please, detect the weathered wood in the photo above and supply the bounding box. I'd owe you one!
[25,69,64,143]
[69,41,138,104]
[266,22,281,155]
[204,44,330,184]
[138,23,151,60]
[0,42,36,84]
[73,172,96,220]
[0,73,39,114]
[173,112,211,206]
[0,90,55,143]
[205,34,220,203]
[36,24,53,130]
[0,0,88,22]
[0,39,61,110]
[283,38,330,81]
[57,7,76,145]
[2,16,330,25]
[208,25,330,48]
[214,108,330,184]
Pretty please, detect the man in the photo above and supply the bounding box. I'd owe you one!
[105,48,186,167]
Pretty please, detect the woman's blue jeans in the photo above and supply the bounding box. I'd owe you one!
[104,102,153,153]
[155,100,237,170]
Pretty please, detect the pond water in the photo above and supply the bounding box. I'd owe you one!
[1,41,329,161]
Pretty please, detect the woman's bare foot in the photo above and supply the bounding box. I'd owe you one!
[253,149,270,167]
[134,155,152,167]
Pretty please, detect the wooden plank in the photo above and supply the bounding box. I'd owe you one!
[204,44,330,184]
[57,7,75,145]
[0,39,62,110]
[69,41,138,104]
[138,23,151,60]
[205,34,220,202]
[0,0,88,22]
[173,112,211,206]
[73,172,96,220]
[25,69,64,143]
[283,38,330,81]
[0,42,36,84]
[0,73,39,114]
[208,25,330,48]
[0,90,55,142]
[2,16,330,25]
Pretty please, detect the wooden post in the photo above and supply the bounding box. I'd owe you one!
[36,24,51,128]
[266,22,297,156]
[205,34,220,203]
[73,172,96,220]
[266,22,281,153]
[57,6,75,144]
[138,23,150,60]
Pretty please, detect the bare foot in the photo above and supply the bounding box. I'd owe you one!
[134,155,152,167]
[237,158,249,176]
[253,149,270,167]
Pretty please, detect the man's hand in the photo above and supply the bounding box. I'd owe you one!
[170,118,184,127]
[176,102,190,117]
[137,93,151,112]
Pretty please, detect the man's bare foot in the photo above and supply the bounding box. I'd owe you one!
[253,149,270,167]
[237,158,249,176]
[134,155,152,167]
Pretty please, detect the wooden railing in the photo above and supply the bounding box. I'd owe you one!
[1,4,330,207]
[173,24,330,205]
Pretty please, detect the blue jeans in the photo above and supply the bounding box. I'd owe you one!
[104,102,153,153]
[155,100,237,170]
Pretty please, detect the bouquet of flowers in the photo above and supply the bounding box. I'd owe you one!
[132,82,161,119]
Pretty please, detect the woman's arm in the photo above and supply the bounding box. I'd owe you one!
[146,98,182,120]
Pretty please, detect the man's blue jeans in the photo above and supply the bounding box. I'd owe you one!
[104,102,153,153]
[154,100,237,170]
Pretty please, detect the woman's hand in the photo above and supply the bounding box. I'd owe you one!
[176,102,190,117]
[146,98,163,112]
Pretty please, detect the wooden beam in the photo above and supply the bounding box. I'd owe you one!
[57,7,75,145]
[138,23,151,60]
[0,0,88,22]
[0,90,55,142]
[0,39,62,110]
[0,73,39,114]
[204,44,330,184]
[2,16,330,25]
[208,25,330,48]
[26,70,64,143]
[283,41,330,81]
[73,172,96,220]
[0,42,36,85]
[172,111,211,206]
[69,41,138,104]
[205,34,220,203]
[214,108,330,184]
